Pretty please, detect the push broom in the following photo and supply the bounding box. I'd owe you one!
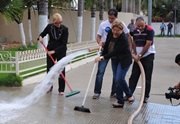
[40,41,80,97]
[74,47,101,113]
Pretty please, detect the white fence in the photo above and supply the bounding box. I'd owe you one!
[0,49,47,77]
[0,41,97,78]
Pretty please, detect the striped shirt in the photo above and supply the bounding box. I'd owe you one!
[132,25,156,57]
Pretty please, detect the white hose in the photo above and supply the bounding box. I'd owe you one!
[128,61,146,124]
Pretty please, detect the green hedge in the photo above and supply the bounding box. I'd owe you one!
[0,74,22,87]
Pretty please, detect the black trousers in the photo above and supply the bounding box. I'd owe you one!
[129,54,154,98]
[47,53,65,93]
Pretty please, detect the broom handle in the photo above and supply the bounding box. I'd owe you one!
[40,41,73,91]
[82,46,101,106]
[40,41,56,63]
[82,63,97,106]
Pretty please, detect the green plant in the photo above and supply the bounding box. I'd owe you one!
[7,42,38,51]
[0,73,22,87]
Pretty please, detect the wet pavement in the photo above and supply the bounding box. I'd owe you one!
[0,38,180,124]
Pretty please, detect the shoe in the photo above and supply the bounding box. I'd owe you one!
[59,92,64,96]
[128,96,135,103]
[112,101,124,108]
[123,96,128,101]
[47,86,53,93]
[110,93,116,98]
[92,93,100,99]
[143,97,148,103]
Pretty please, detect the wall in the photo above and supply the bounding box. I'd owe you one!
[151,22,180,35]
[0,10,140,43]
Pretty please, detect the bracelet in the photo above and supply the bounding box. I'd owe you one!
[100,56,104,60]
[138,54,142,57]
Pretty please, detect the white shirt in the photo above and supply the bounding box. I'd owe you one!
[97,20,129,43]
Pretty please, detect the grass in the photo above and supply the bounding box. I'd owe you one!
[155,34,180,37]
[20,65,46,78]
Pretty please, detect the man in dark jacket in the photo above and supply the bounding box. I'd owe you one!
[38,13,69,95]
[174,54,180,89]
[167,21,173,37]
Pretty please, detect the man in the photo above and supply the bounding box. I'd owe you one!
[160,21,166,36]
[127,19,136,35]
[175,53,180,66]
[167,21,173,37]
[38,13,69,95]
[129,17,156,103]
[173,53,180,89]
[92,9,130,99]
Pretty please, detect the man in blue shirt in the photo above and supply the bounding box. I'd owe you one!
[160,21,166,36]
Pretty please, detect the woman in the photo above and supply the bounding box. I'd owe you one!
[38,13,69,95]
[95,20,134,108]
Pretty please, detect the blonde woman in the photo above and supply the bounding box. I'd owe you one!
[38,13,69,95]
[95,20,134,108]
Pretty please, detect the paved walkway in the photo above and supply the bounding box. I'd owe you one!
[0,38,180,124]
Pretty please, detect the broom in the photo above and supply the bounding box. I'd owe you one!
[74,47,101,113]
[40,41,80,97]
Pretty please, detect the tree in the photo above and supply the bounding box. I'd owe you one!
[107,0,114,9]
[77,0,84,43]
[141,0,180,22]
[0,0,27,48]
[23,0,37,46]
[0,0,11,12]
[37,0,48,47]
[99,0,104,22]
[90,0,96,41]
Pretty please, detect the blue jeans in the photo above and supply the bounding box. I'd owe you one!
[115,63,132,104]
[94,59,116,95]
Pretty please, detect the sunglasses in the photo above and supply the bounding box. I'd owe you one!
[54,21,62,25]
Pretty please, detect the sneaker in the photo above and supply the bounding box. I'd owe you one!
[123,96,128,101]
[143,97,148,103]
[128,96,135,103]
[110,93,116,98]
[92,93,100,99]
[47,86,53,93]
[112,101,124,108]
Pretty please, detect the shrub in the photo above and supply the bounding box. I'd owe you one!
[0,74,22,87]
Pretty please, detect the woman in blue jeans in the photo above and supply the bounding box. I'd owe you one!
[95,20,134,108]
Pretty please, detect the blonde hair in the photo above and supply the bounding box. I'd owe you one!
[112,19,124,30]
[52,13,62,22]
